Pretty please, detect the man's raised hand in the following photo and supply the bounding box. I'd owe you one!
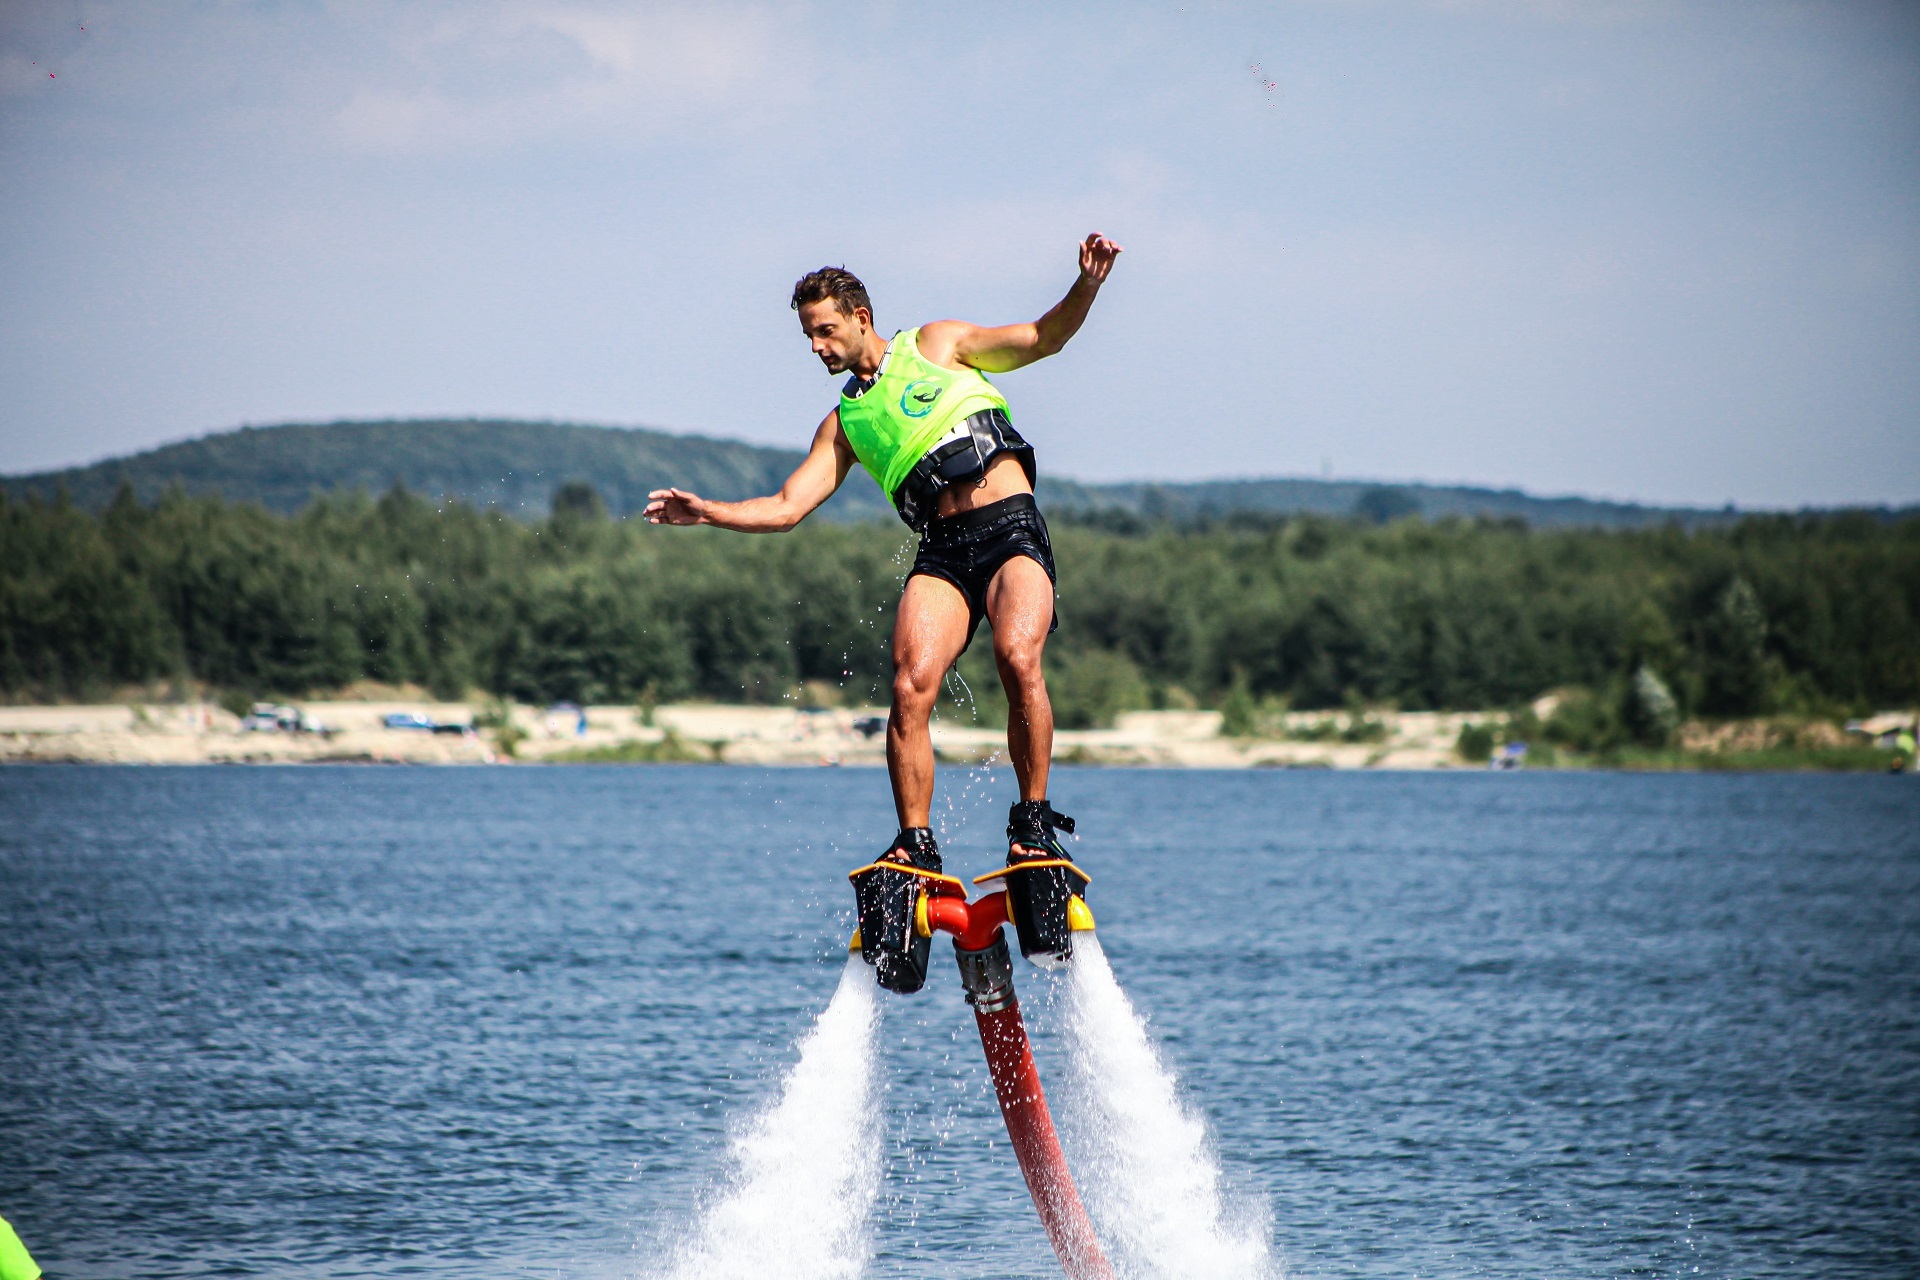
[644,488,708,526]
[1079,233,1123,285]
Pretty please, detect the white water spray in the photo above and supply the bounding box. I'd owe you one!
[1060,937,1278,1280]
[654,958,882,1280]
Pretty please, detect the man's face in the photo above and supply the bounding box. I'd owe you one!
[798,299,870,375]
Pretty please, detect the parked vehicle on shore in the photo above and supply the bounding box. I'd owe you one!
[242,703,327,734]
[383,710,475,736]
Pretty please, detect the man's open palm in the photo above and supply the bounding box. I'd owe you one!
[645,488,707,525]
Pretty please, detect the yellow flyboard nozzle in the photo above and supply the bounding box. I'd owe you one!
[849,888,935,950]
[1067,894,1096,932]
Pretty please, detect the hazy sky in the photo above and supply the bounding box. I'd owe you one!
[2,1,1916,506]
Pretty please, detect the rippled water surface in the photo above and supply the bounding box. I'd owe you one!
[2,766,1916,1278]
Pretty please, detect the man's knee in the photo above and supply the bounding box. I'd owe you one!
[996,643,1047,696]
[891,666,942,717]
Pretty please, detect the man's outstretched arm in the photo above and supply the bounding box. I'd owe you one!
[918,232,1122,374]
[644,410,855,532]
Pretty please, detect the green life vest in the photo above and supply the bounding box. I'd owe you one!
[837,328,1010,501]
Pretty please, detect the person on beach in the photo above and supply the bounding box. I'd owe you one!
[643,233,1122,877]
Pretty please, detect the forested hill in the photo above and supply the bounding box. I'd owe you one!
[3,417,1881,529]
[0,419,895,522]
[7,484,1916,723]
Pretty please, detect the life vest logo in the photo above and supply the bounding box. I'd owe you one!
[899,379,943,418]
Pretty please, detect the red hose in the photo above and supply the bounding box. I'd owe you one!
[924,890,1114,1279]
[974,992,1114,1280]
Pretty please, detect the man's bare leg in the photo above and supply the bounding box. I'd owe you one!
[888,574,972,829]
[985,556,1056,806]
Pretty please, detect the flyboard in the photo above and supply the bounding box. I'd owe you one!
[848,838,1113,1280]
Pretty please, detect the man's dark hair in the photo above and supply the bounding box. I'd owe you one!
[791,266,872,321]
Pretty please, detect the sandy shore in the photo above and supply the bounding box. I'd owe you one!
[0,702,1495,768]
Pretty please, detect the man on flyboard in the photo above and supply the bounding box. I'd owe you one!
[644,234,1121,968]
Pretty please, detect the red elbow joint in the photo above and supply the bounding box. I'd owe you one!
[925,890,1011,952]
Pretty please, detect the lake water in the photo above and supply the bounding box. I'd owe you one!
[1,766,1916,1279]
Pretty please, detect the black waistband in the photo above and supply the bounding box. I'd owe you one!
[892,407,1035,531]
[922,491,1038,537]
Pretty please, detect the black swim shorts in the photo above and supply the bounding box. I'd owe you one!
[908,493,1058,650]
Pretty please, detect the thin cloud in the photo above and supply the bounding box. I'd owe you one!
[328,2,810,154]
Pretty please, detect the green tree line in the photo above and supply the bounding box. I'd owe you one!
[4,482,1916,729]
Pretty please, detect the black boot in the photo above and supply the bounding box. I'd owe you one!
[886,826,943,873]
[851,828,940,993]
[1002,801,1088,964]
[1006,799,1075,861]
